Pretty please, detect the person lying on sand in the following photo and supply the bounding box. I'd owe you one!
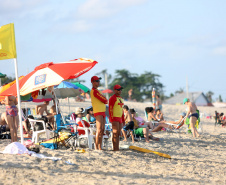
[151,112,186,132]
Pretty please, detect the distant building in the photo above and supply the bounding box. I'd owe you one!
[164,92,213,106]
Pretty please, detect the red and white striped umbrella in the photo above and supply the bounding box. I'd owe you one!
[0,58,97,96]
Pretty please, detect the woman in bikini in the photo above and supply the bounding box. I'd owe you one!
[1,95,19,142]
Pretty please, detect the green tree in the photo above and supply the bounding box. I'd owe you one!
[1,76,15,85]
[175,88,184,95]
[206,91,214,103]
[109,69,164,102]
[219,95,223,102]
[96,69,112,88]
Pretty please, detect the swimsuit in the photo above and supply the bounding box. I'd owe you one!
[188,113,199,119]
[6,105,18,117]
[123,121,134,131]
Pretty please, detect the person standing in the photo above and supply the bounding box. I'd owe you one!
[90,76,108,150]
[183,98,200,138]
[156,95,162,111]
[1,95,19,142]
[109,84,125,151]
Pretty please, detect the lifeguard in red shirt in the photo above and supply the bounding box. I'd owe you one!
[109,84,125,151]
[90,76,108,150]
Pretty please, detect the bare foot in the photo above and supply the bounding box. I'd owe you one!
[145,140,150,143]
[122,139,127,142]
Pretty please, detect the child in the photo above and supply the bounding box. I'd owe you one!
[122,105,135,143]
[155,109,164,121]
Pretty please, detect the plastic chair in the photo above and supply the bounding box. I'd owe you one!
[29,118,51,143]
[77,120,95,149]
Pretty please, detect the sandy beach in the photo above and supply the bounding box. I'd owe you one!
[0,100,225,185]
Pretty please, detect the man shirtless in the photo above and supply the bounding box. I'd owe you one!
[183,98,200,138]
[35,101,55,129]
[122,105,135,142]
[1,96,19,142]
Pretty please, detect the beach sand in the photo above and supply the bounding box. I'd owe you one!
[0,100,225,185]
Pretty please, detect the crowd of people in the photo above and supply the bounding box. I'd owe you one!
[0,75,204,151]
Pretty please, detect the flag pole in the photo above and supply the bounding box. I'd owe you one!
[13,58,24,143]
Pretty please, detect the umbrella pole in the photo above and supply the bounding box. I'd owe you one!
[13,58,24,143]
[52,89,66,125]
[68,97,70,114]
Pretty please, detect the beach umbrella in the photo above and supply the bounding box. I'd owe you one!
[102,89,113,94]
[54,81,83,113]
[0,76,24,101]
[71,82,90,93]
[0,58,97,97]
[54,81,82,99]
[152,88,156,109]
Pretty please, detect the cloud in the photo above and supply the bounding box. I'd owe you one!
[0,0,44,16]
[213,46,226,56]
[77,0,147,19]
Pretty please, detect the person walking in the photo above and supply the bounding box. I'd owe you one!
[183,98,200,138]
[90,76,108,150]
[109,84,125,151]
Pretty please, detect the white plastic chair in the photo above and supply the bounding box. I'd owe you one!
[77,120,95,149]
[28,118,52,143]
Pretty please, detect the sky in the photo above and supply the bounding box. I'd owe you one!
[0,0,226,101]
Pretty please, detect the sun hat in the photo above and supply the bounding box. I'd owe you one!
[75,107,84,115]
[183,98,188,104]
[91,76,102,82]
[114,84,123,90]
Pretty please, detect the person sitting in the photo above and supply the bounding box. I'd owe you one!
[86,106,96,124]
[74,107,90,135]
[145,107,159,122]
[122,105,135,143]
[35,101,55,129]
[219,113,225,124]
[22,115,34,138]
[155,109,164,121]
[151,112,186,132]
[0,112,10,135]
[130,109,149,143]
[130,109,159,141]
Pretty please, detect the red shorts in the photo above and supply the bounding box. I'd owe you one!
[94,112,106,118]
[111,117,123,124]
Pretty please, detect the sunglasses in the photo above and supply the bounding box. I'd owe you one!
[116,89,122,91]
[94,80,100,82]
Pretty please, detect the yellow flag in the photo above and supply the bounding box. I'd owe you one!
[0,23,17,60]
